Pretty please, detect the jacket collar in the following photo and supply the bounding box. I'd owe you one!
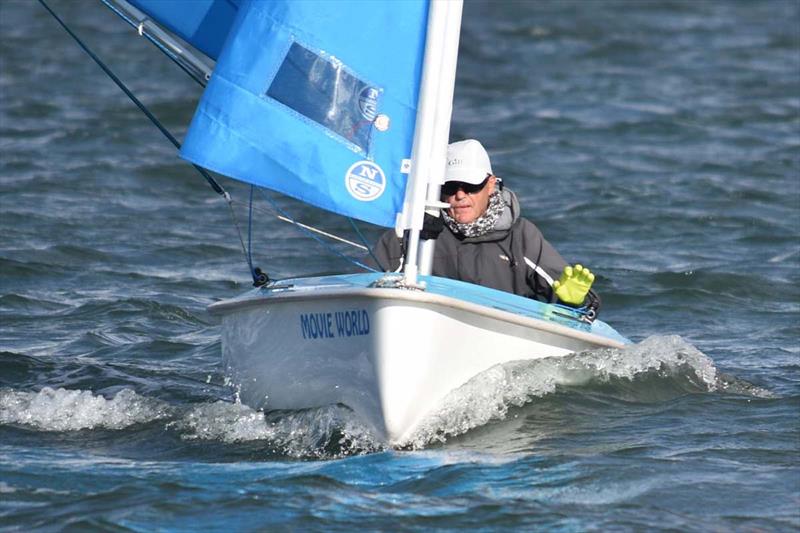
[450,188,520,243]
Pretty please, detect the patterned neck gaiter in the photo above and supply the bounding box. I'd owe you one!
[442,190,505,238]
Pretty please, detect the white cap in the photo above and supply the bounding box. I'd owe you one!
[445,139,493,184]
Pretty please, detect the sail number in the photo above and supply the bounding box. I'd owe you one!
[300,310,370,339]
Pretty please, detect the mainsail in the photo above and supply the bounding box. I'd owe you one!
[177,0,429,228]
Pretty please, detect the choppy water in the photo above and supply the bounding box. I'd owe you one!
[1,0,798,530]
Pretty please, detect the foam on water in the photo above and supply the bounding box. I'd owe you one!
[402,335,720,448]
[0,387,170,431]
[0,336,770,458]
[172,401,385,458]
[172,335,738,454]
[0,386,382,458]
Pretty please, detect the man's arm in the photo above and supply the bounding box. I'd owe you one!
[372,230,404,272]
[519,220,602,314]
[518,219,565,300]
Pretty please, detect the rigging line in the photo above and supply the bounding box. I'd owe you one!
[225,199,253,279]
[246,185,255,273]
[39,0,256,279]
[37,0,225,197]
[231,199,369,252]
[256,189,378,272]
[348,218,382,269]
[41,0,372,276]
[99,0,208,88]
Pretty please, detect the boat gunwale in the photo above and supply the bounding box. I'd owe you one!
[207,285,626,349]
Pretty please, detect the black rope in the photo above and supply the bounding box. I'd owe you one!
[246,185,255,273]
[37,0,225,197]
[41,0,380,285]
[246,185,268,286]
[39,0,261,282]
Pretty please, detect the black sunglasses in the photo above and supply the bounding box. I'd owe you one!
[442,175,491,196]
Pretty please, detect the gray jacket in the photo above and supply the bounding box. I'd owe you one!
[373,189,601,312]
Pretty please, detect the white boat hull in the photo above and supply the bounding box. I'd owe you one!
[209,274,627,445]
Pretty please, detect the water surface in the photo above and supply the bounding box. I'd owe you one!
[1,0,798,530]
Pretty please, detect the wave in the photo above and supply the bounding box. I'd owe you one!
[401,335,732,448]
[0,336,771,457]
[0,387,383,458]
[0,387,170,431]
[169,402,385,458]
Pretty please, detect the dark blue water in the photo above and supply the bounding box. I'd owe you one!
[2,0,798,530]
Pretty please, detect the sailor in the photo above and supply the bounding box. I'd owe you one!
[373,139,601,316]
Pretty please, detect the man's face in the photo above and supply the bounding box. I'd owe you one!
[443,175,496,224]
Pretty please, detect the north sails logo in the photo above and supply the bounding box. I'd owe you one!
[345,160,386,201]
[358,87,379,121]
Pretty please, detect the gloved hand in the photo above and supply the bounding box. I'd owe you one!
[553,264,595,305]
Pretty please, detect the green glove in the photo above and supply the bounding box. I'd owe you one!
[553,264,595,305]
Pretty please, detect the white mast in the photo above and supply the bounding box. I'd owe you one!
[398,0,464,287]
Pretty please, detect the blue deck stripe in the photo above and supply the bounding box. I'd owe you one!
[262,273,630,345]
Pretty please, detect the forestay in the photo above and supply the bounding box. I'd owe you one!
[177,0,429,228]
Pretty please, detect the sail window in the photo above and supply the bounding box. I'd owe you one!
[267,42,379,153]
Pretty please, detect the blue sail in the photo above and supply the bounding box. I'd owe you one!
[179,0,429,228]
[128,0,240,60]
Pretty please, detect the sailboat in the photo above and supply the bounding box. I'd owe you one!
[49,0,628,446]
